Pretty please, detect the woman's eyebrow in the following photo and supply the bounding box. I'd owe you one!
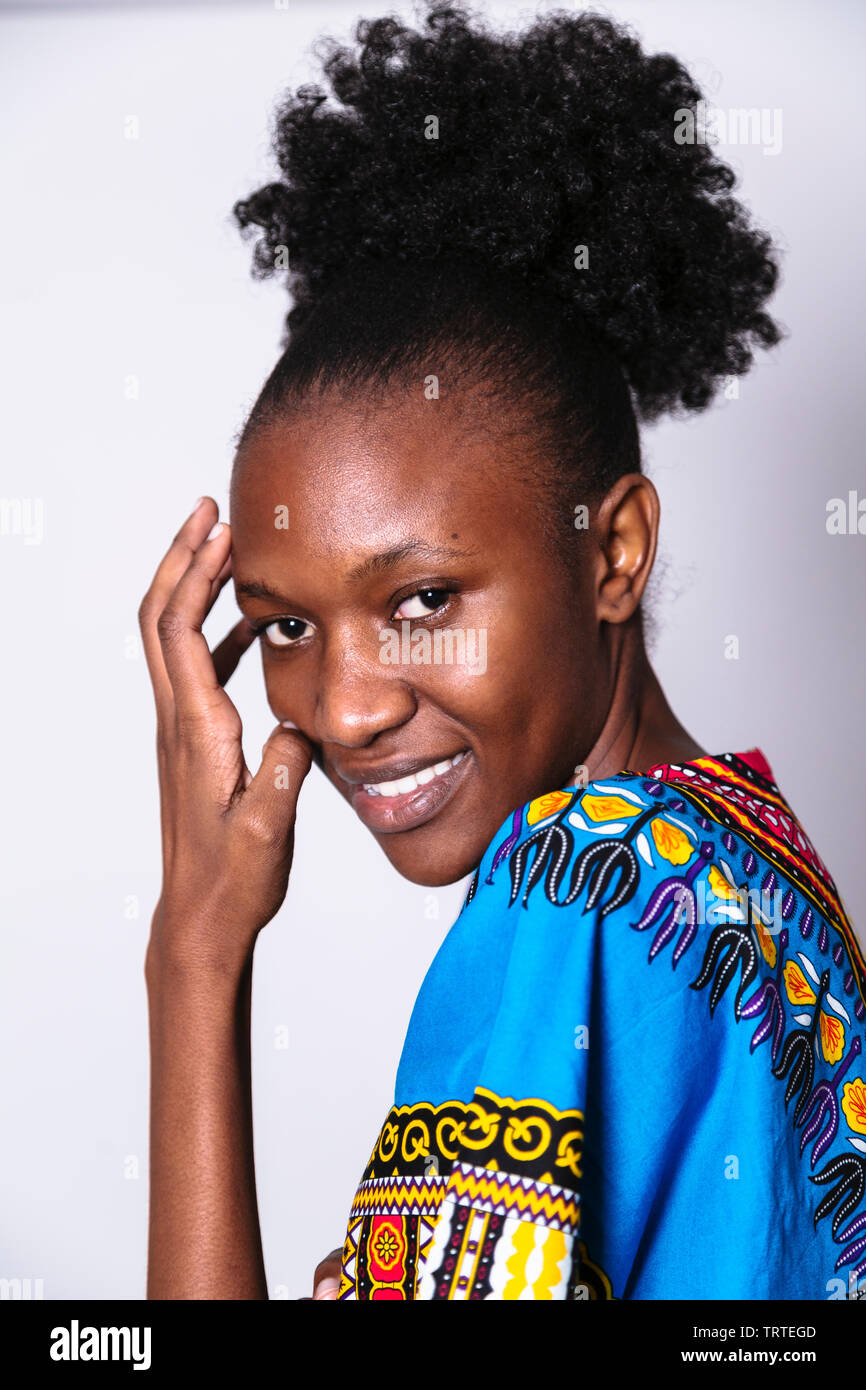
[234,578,292,603]
[345,539,478,583]
[235,540,478,604]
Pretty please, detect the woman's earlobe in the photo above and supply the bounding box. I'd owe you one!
[598,572,640,623]
[595,475,658,624]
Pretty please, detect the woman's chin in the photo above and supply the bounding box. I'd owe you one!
[371,816,488,888]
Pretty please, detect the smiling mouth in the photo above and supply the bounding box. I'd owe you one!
[361,751,467,797]
[346,750,472,833]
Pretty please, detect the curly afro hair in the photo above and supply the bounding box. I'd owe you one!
[233,3,782,494]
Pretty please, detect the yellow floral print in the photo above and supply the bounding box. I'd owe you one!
[527,790,574,825]
[819,1010,845,1064]
[579,794,641,823]
[783,960,817,1007]
[841,1077,866,1135]
[650,818,692,866]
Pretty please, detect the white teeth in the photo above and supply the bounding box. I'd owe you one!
[376,780,403,798]
[363,752,468,798]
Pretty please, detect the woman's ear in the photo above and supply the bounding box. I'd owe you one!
[592,474,660,625]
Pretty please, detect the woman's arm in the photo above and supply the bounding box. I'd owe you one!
[145,942,263,1299]
[138,498,311,1300]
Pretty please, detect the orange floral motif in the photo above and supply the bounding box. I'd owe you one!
[527,790,574,825]
[819,1011,845,1064]
[707,864,739,901]
[650,818,692,866]
[755,920,777,969]
[841,1077,866,1135]
[579,794,641,823]
[783,960,817,1007]
[371,1220,404,1271]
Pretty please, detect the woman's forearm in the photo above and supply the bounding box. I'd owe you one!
[145,941,267,1300]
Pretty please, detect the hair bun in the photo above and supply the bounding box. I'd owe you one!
[234,3,782,420]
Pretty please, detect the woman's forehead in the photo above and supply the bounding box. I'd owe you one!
[230,394,540,530]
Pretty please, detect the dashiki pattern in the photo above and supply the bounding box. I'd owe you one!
[337,750,866,1300]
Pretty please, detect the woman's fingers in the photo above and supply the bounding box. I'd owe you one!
[212,616,259,688]
[209,549,233,608]
[241,725,313,837]
[156,523,237,724]
[313,1279,339,1300]
[313,1248,343,1299]
[139,497,218,713]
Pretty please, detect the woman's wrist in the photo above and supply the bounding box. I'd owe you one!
[144,915,258,992]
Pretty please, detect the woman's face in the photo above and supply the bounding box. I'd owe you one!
[230,387,612,886]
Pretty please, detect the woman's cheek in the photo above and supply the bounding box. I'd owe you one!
[410,624,528,735]
[262,657,308,726]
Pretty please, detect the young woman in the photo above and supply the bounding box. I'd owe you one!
[140,6,865,1300]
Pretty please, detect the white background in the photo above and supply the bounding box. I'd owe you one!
[1,0,864,1299]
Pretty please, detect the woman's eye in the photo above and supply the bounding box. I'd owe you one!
[393,588,450,620]
[261,617,311,648]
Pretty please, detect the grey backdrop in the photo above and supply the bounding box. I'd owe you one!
[1,0,864,1300]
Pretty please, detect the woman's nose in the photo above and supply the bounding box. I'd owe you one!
[312,639,417,747]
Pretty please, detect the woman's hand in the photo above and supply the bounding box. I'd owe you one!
[138,496,312,975]
[312,1248,343,1300]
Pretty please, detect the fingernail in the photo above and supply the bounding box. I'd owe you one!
[281,719,298,729]
[313,1277,339,1300]
[192,496,205,511]
[207,522,224,540]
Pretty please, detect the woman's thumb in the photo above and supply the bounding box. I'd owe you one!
[243,723,313,828]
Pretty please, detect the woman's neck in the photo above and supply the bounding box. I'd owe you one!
[583,627,708,780]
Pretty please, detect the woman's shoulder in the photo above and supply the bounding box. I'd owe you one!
[456,746,865,1031]
[466,764,708,924]
[465,750,860,971]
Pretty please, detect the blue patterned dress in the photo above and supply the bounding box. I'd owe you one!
[337,750,866,1299]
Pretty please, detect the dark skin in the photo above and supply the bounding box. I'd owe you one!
[140,382,704,1300]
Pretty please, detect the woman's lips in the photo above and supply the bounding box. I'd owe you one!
[349,751,473,833]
